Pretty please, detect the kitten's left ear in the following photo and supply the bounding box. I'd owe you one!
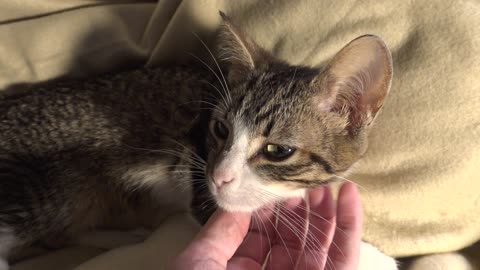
[217,11,268,84]
[316,35,393,132]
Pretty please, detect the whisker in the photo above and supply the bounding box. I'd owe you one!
[201,80,229,111]
[275,202,337,269]
[124,144,188,158]
[171,178,209,193]
[253,201,296,268]
[253,211,271,264]
[191,32,232,104]
[259,189,347,235]
[276,205,329,266]
[332,174,368,192]
[165,139,207,166]
[179,100,224,115]
[198,197,216,210]
[257,189,347,262]
[184,100,225,112]
[186,52,231,106]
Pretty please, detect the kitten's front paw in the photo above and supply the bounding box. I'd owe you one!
[358,241,398,270]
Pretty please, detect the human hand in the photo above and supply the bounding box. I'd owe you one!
[171,182,362,270]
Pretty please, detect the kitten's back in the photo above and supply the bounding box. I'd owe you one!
[0,65,212,251]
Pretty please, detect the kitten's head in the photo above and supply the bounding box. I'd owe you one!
[205,12,392,212]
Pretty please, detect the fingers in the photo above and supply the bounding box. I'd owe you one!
[228,206,276,270]
[266,188,326,270]
[265,183,362,270]
[295,186,337,269]
[196,209,252,261]
[265,197,307,270]
[173,209,251,270]
[328,182,363,270]
[182,182,362,270]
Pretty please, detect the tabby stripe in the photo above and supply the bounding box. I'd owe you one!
[237,95,246,109]
[262,120,274,137]
[282,82,298,100]
[309,153,334,174]
[273,168,311,177]
[275,176,337,186]
[254,104,281,125]
[259,162,313,173]
[277,178,314,185]
[247,90,272,119]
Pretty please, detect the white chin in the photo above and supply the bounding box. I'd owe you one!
[213,188,306,212]
[215,198,266,212]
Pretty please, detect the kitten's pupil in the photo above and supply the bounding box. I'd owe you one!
[263,144,296,161]
[213,120,229,139]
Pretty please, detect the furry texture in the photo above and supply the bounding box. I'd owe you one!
[0,67,205,260]
[205,17,392,214]
[0,0,480,269]
[0,13,393,269]
[1,1,479,270]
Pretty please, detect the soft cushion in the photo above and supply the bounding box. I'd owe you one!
[1,0,479,269]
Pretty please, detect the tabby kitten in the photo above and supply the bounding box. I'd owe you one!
[0,12,394,269]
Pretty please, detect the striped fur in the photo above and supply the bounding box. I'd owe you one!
[0,13,392,266]
[0,67,209,263]
[205,15,392,211]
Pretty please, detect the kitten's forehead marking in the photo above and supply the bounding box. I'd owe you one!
[231,119,263,158]
[232,67,317,139]
[231,121,248,156]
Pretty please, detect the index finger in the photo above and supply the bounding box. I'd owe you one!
[228,206,276,270]
[173,209,251,269]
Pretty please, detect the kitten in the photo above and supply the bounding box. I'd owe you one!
[0,12,395,269]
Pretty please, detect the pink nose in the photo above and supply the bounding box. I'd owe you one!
[212,170,234,189]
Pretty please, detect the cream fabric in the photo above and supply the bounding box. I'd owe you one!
[1,0,479,269]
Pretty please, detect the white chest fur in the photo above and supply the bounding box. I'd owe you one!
[120,158,194,222]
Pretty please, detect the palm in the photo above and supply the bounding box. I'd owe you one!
[228,185,361,270]
[172,183,361,270]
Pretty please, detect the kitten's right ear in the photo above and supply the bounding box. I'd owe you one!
[217,11,266,84]
[315,35,393,133]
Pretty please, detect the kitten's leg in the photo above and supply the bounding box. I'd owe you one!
[0,228,17,270]
[0,159,65,267]
[358,241,398,270]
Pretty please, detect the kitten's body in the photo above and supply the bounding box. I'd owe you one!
[0,67,211,255]
[0,13,397,270]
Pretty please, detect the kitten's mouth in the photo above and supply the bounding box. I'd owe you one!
[206,181,270,212]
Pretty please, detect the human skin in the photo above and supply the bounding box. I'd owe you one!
[172,182,362,270]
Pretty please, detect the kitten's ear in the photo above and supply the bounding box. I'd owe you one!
[316,35,393,132]
[217,11,266,84]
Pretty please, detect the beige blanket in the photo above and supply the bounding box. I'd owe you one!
[1,0,479,269]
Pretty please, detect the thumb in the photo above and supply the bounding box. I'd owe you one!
[173,209,251,269]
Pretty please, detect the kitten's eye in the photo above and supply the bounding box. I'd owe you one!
[263,144,296,161]
[213,120,229,140]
